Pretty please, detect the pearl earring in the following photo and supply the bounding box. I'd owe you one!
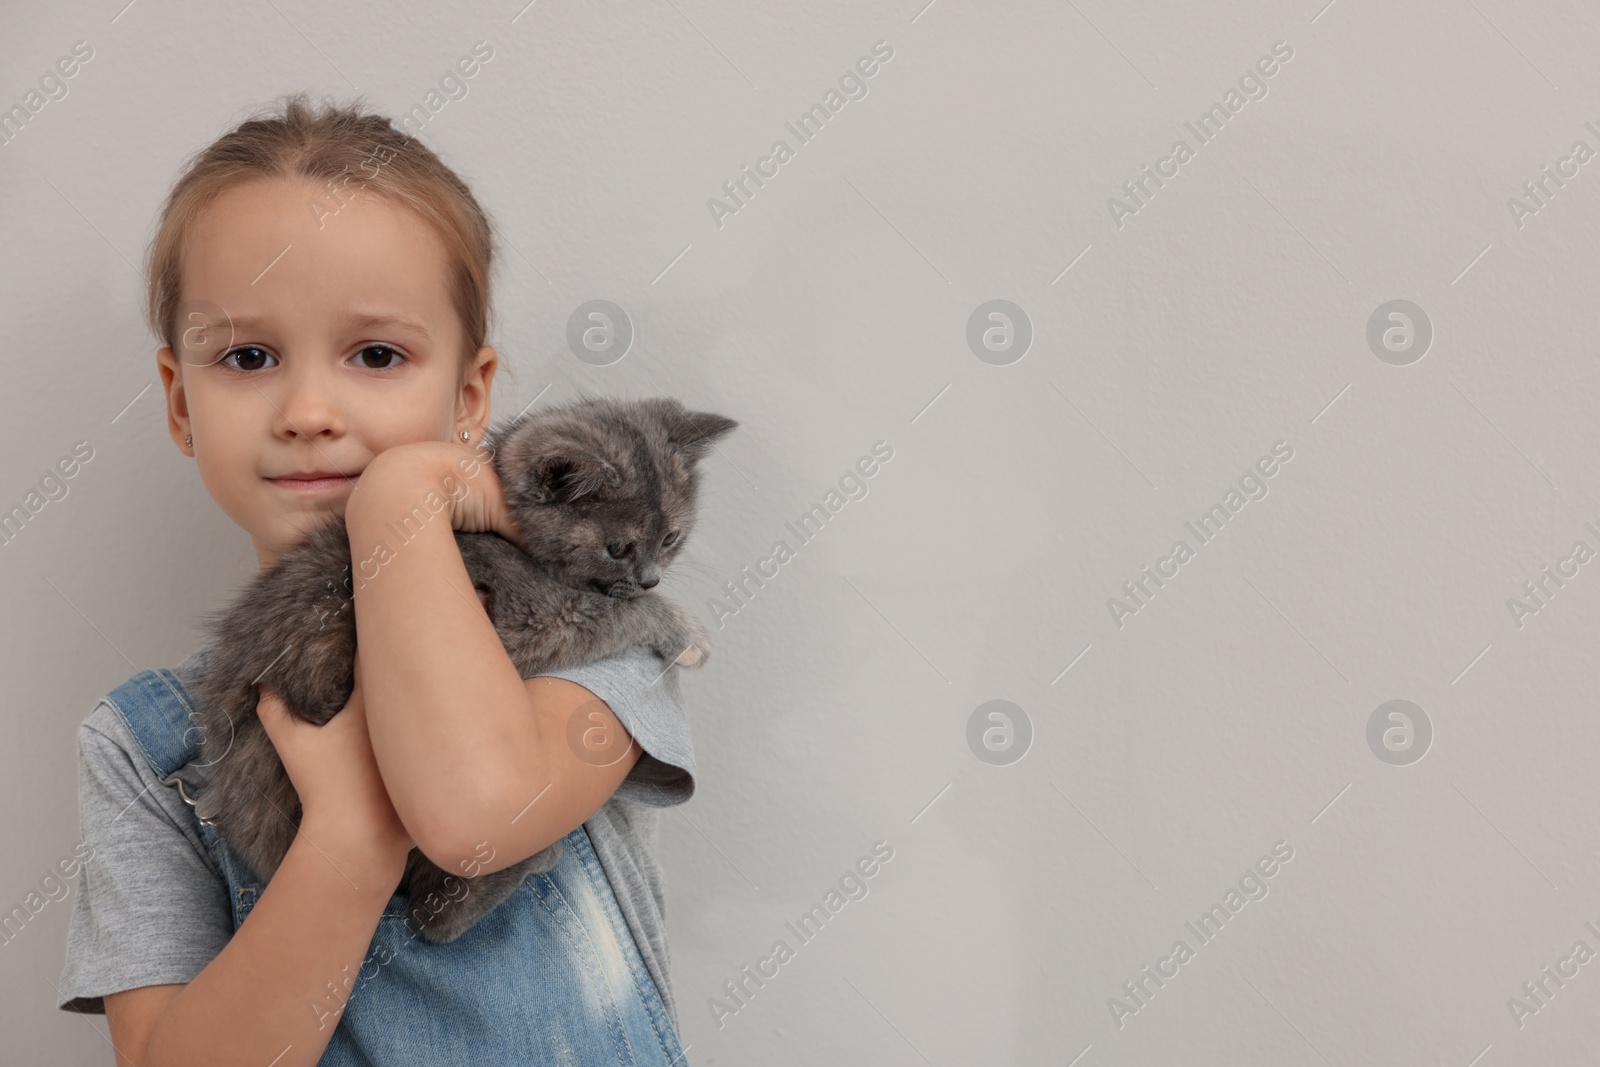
[460,429,471,443]
[185,433,192,448]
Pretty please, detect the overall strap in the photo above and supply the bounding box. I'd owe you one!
[102,668,212,819]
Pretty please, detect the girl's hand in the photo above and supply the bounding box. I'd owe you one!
[445,444,520,543]
[255,649,414,882]
[357,441,525,550]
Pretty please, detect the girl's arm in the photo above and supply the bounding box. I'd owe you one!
[129,813,403,1067]
[347,445,641,877]
[128,674,413,1066]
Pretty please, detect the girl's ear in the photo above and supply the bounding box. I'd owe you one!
[156,346,193,451]
[457,344,498,428]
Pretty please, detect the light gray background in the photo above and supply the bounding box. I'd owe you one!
[5,0,1599,1063]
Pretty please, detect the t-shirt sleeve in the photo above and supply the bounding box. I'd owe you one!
[535,644,697,807]
[56,707,235,1014]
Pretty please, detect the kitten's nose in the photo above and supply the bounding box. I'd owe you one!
[639,575,660,589]
[638,563,661,590]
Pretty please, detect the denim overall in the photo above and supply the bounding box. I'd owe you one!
[105,666,689,1066]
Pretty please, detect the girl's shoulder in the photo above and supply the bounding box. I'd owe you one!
[75,651,218,857]
[84,645,212,777]
[59,658,235,1015]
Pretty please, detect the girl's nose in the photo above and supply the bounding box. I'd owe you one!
[273,358,345,439]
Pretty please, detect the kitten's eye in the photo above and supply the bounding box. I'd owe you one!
[606,541,630,559]
[661,530,680,547]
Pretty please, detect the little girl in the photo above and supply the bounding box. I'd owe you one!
[55,93,697,1066]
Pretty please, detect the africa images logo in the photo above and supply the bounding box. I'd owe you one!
[1106,441,1294,629]
[706,41,895,229]
[1105,40,1295,230]
[1107,840,1295,1030]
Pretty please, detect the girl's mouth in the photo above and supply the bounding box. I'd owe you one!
[269,475,355,493]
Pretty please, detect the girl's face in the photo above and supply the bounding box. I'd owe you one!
[155,177,495,570]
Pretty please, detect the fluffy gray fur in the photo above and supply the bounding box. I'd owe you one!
[189,395,737,944]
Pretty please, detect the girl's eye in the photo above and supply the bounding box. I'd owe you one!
[353,344,406,371]
[214,345,407,373]
[218,346,277,372]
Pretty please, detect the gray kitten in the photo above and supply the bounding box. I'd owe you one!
[189,395,737,944]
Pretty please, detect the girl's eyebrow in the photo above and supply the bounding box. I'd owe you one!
[339,311,433,341]
[218,312,433,341]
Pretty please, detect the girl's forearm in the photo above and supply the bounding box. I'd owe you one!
[345,453,546,863]
[142,819,403,1067]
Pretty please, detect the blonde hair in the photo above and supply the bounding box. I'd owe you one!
[144,91,497,385]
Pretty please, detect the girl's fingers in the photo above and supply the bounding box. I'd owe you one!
[254,684,295,742]
[452,458,525,548]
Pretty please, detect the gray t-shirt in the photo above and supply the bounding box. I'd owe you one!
[56,643,696,1033]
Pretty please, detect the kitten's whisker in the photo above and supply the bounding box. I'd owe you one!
[663,565,726,592]
[672,559,727,576]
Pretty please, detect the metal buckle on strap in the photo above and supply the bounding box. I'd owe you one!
[156,764,217,827]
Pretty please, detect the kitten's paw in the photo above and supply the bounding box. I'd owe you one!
[669,616,712,668]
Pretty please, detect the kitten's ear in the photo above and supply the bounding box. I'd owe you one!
[654,400,739,465]
[529,448,621,504]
